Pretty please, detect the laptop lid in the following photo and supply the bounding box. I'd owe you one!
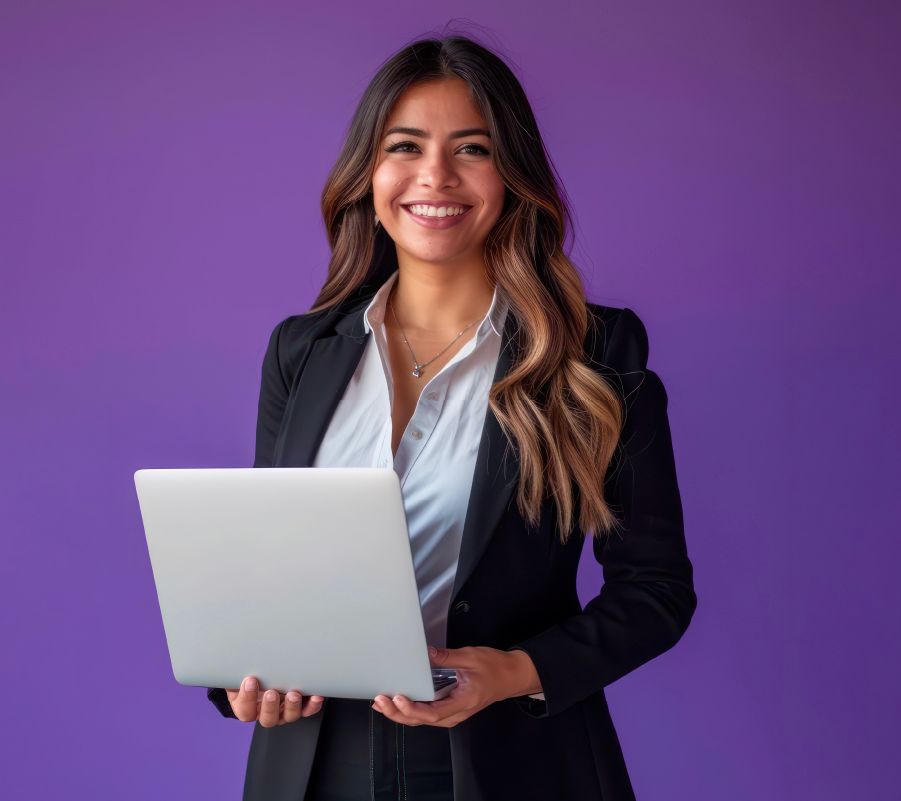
[134,467,451,701]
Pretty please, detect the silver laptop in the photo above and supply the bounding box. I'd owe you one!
[134,467,457,701]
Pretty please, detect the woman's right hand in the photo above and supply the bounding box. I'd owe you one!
[225,675,325,726]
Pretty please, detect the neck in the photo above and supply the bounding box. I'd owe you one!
[386,262,494,338]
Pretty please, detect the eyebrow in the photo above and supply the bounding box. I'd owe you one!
[383,126,491,139]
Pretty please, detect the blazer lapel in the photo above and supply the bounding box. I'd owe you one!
[273,304,369,469]
[450,310,520,604]
[274,296,521,606]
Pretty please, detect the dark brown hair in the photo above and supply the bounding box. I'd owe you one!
[311,33,624,542]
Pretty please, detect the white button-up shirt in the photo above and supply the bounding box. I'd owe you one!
[312,268,508,649]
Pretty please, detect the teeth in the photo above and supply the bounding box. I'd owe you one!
[407,204,468,218]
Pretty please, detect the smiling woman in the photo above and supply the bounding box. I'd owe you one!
[373,86,504,249]
[205,31,696,801]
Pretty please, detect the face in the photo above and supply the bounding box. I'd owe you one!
[372,78,506,269]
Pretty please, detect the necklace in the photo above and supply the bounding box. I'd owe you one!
[388,291,481,379]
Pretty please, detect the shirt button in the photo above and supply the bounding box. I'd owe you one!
[411,429,422,440]
[426,392,438,401]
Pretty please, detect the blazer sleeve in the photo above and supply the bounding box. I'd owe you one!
[206,317,292,719]
[507,306,698,719]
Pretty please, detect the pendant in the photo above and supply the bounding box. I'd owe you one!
[412,364,423,378]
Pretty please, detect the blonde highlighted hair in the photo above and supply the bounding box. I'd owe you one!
[309,34,625,543]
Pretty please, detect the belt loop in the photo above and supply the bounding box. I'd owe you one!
[369,704,376,801]
[400,723,407,800]
[394,722,407,800]
[394,723,408,800]
[395,723,401,799]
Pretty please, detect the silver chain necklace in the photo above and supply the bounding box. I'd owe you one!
[388,290,481,379]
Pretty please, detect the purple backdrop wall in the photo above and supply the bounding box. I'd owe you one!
[2,2,898,799]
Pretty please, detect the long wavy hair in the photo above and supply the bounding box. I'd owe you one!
[310,34,626,543]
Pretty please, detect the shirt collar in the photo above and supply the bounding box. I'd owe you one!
[362,269,508,338]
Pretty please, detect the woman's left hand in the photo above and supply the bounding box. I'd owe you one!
[372,645,541,728]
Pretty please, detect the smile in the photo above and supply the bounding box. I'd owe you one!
[401,204,474,229]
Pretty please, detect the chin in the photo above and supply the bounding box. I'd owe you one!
[403,249,473,267]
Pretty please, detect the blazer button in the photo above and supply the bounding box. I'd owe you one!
[453,601,470,615]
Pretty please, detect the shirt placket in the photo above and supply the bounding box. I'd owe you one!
[392,378,447,488]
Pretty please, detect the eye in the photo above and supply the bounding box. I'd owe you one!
[383,141,491,156]
[384,141,418,153]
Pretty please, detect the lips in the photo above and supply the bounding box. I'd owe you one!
[400,203,473,215]
[400,203,474,229]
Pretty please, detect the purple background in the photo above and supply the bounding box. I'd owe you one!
[2,2,898,799]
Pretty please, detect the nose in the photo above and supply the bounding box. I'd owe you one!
[417,148,459,190]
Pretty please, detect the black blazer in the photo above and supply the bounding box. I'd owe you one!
[207,293,698,801]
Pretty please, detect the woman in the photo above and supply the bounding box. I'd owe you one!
[206,34,697,801]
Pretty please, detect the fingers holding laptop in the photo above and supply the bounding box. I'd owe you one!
[226,675,325,726]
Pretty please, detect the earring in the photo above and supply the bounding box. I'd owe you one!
[373,213,381,229]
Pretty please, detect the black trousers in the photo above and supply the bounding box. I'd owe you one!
[304,697,454,801]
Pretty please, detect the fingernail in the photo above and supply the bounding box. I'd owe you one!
[287,692,300,703]
[245,677,257,691]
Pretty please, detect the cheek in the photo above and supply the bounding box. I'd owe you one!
[478,177,507,223]
[372,163,408,212]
